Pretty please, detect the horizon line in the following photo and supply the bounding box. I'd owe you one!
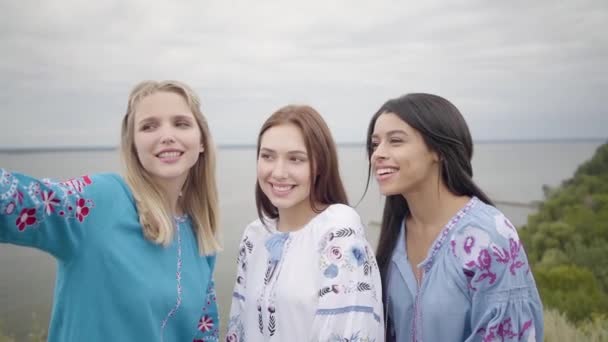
[0,137,605,153]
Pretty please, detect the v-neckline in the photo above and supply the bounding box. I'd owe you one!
[392,197,479,296]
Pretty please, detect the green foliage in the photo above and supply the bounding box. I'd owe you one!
[520,142,608,326]
[544,308,608,342]
[534,265,607,323]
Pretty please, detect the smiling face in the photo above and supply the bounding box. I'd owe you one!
[133,91,204,189]
[370,112,440,197]
[257,123,313,214]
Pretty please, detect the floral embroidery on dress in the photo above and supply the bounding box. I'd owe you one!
[225,315,245,342]
[1,171,95,231]
[317,226,380,312]
[236,236,254,288]
[326,330,376,342]
[226,235,254,342]
[476,317,535,342]
[160,224,184,342]
[256,232,290,337]
[450,214,530,291]
[193,313,219,341]
[192,279,220,341]
[493,214,527,275]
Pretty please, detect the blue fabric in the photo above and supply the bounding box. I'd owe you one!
[0,170,219,341]
[386,197,544,342]
[264,232,289,262]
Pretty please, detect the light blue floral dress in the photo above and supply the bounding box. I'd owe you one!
[386,197,544,342]
[226,204,384,341]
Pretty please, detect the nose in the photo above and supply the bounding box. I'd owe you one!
[159,125,177,145]
[270,159,288,179]
[371,141,388,163]
[161,135,176,144]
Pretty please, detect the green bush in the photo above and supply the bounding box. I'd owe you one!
[520,142,608,325]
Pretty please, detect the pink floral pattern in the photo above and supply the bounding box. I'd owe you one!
[192,279,219,341]
[477,317,534,342]
[4,201,16,215]
[451,214,530,291]
[198,315,214,332]
[41,190,61,215]
[327,246,343,262]
[16,207,37,231]
[75,198,90,222]
[1,170,95,231]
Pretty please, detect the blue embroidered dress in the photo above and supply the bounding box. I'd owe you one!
[226,204,384,341]
[0,170,219,342]
[386,197,544,342]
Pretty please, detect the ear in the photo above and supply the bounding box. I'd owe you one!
[200,144,205,153]
[432,151,441,163]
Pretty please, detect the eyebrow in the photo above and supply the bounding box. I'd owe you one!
[136,114,194,125]
[259,147,308,155]
[372,129,408,138]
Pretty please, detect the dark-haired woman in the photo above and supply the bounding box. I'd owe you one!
[367,93,543,341]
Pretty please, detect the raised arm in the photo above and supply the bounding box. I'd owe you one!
[1,169,118,261]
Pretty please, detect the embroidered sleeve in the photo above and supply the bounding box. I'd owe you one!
[193,279,220,342]
[450,213,544,342]
[311,222,385,342]
[225,231,253,341]
[0,169,99,260]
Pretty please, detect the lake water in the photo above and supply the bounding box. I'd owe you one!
[0,141,603,339]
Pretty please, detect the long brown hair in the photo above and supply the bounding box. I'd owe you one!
[255,105,348,223]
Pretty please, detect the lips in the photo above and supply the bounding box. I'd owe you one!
[269,182,296,197]
[156,149,184,163]
[375,166,398,181]
[376,167,398,176]
[157,151,183,158]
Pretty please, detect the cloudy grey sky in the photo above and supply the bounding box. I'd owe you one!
[0,0,606,148]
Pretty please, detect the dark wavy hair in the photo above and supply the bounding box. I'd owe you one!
[364,93,494,303]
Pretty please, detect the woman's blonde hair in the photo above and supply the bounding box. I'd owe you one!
[120,80,221,255]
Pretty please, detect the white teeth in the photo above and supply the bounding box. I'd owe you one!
[377,168,397,176]
[272,184,293,191]
[158,151,181,158]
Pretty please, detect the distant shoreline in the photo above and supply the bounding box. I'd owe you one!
[0,138,605,153]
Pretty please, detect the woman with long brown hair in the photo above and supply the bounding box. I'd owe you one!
[226,105,384,341]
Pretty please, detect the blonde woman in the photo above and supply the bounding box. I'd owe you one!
[0,80,221,341]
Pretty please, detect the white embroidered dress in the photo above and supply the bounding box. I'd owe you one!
[226,204,384,342]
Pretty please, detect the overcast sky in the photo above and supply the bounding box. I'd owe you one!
[0,0,606,148]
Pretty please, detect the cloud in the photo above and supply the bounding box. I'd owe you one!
[0,0,606,148]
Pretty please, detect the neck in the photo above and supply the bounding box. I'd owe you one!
[156,177,187,216]
[276,201,324,232]
[402,182,471,237]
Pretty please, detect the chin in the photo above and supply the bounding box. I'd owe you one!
[268,199,294,210]
[379,187,404,197]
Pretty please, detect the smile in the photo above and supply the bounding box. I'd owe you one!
[375,167,398,182]
[272,184,295,191]
[157,151,183,158]
[376,167,398,176]
[269,182,296,197]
